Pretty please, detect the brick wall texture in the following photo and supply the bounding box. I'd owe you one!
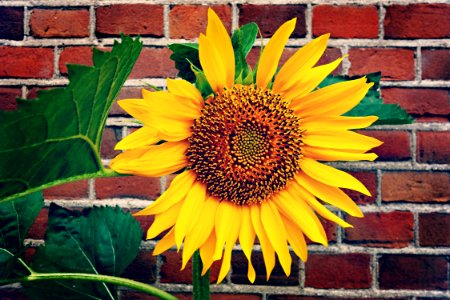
[0,0,449,299]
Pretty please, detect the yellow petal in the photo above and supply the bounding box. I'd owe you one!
[117,99,151,123]
[295,171,363,217]
[166,78,203,106]
[182,196,220,270]
[256,19,296,88]
[301,116,378,131]
[115,126,159,150]
[261,201,292,276]
[174,181,207,249]
[273,33,330,93]
[239,206,256,283]
[153,228,175,256]
[214,201,240,260]
[299,157,371,196]
[250,205,275,280]
[292,77,373,117]
[282,57,344,102]
[283,217,307,261]
[110,141,188,177]
[303,146,378,162]
[206,8,235,88]
[303,130,383,151]
[217,205,241,284]
[199,33,227,93]
[273,190,327,246]
[200,230,216,275]
[134,170,196,216]
[146,201,183,239]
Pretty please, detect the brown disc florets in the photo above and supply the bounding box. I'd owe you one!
[186,85,303,205]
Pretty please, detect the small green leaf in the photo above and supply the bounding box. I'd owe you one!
[319,72,413,125]
[24,204,143,300]
[168,43,200,82]
[0,36,143,203]
[232,22,258,82]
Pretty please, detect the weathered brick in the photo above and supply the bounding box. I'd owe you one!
[28,208,48,240]
[121,250,157,283]
[100,127,121,159]
[30,8,89,38]
[344,211,414,248]
[0,7,24,40]
[419,213,450,246]
[0,47,53,78]
[312,5,378,38]
[129,48,176,78]
[379,255,448,289]
[343,171,377,205]
[417,131,450,164]
[160,250,220,283]
[231,251,300,285]
[59,46,93,75]
[0,87,21,111]
[422,49,450,80]
[43,180,89,199]
[361,130,411,161]
[268,296,408,300]
[382,172,450,203]
[95,176,161,200]
[121,292,260,300]
[305,253,371,289]
[0,288,30,300]
[349,48,414,81]
[96,5,164,37]
[169,5,231,39]
[239,5,306,38]
[384,4,450,39]
[382,88,450,120]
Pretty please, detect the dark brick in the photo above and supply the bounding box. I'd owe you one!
[422,49,450,80]
[122,250,157,283]
[419,213,450,246]
[417,131,450,164]
[0,7,24,40]
[0,87,21,111]
[343,171,377,205]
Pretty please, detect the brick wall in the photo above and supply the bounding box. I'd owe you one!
[1,0,449,299]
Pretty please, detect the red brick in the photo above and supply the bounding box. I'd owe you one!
[344,211,414,248]
[43,180,89,199]
[0,47,53,78]
[361,130,410,161]
[422,49,450,80]
[231,251,300,285]
[384,4,450,39]
[95,176,161,200]
[305,253,371,289]
[419,213,450,246]
[0,7,24,40]
[121,292,260,300]
[417,131,450,164]
[59,46,93,75]
[96,5,164,37]
[313,5,378,38]
[239,5,306,38]
[382,172,450,203]
[169,5,231,39]
[343,171,377,205]
[28,208,48,240]
[349,48,414,81]
[129,47,176,78]
[100,127,121,159]
[110,87,144,115]
[30,8,89,38]
[160,250,220,284]
[268,297,408,300]
[0,87,21,111]
[121,250,156,283]
[379,255,448,290]
[26,86,63,100]
[132,212,155,240]
[382,88,450,119]
[306,219,337,244]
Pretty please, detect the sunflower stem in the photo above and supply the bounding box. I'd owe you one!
[192,250,210,300]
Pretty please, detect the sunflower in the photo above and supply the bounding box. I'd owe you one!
[110,9,382,283]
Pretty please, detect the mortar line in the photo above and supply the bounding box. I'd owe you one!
[89,5,96,39]
[23,5,30,37]
[53,46,61,77]
[377,2,385,40]
[371,252,379,290]
[341,45,350,76]
[411,128,417,165]
[163,4,170,38]
[413,211,420,247]
[88,178,96,200]
[231,2,239,31]
[416,46,422,81]
[376,169,383,206]
[305,3,312,40]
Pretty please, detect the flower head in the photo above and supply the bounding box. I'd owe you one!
[111,9,382,283]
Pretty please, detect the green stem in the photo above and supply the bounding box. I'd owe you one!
[192,251,210,300]
[0,272,177,300]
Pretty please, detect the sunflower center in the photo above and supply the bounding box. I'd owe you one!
[186,85,303,205]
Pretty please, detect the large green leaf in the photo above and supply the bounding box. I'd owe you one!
[319,72,413,125]
[231,22,258,82]
[24,204,143,300]
[0,36,142,203]
[168,43,200,82]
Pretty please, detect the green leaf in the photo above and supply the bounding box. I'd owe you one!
[319,72,413,125]
[232,22,258,82]
[0,36,142,203]
[168,43,200,82]
[24,204,143,300]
